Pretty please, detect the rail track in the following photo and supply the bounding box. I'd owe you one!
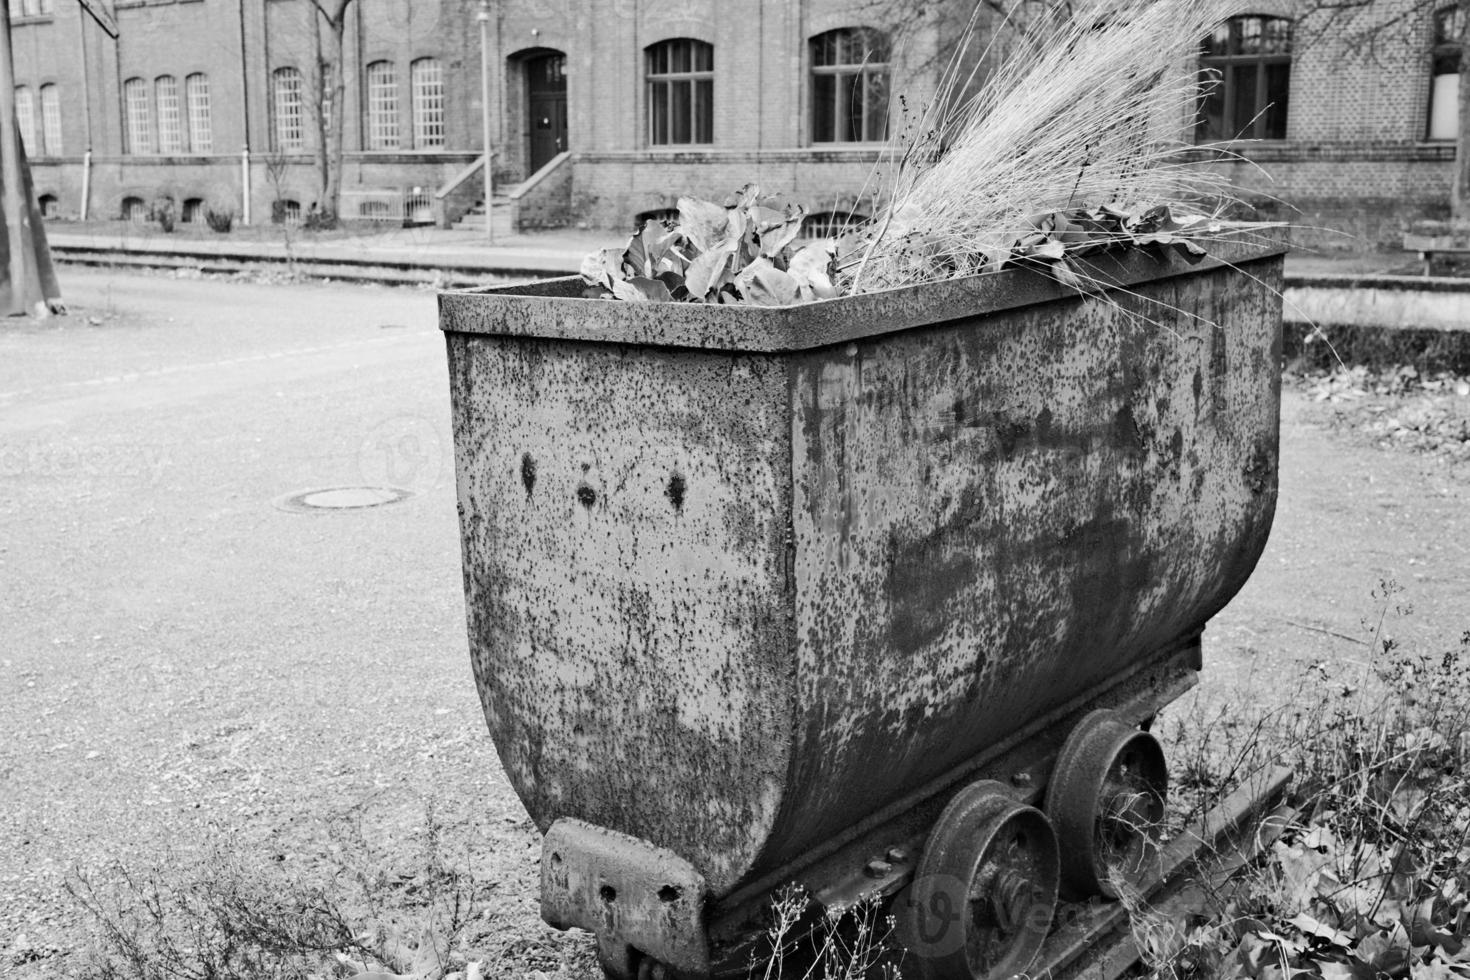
[50,242,562,288]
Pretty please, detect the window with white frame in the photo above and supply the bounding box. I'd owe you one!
[155,75,183,153]
[1429,5,1463,139]
[366,60,400,149]
[810,27,890,143]
[410,57,444,148]
[14,86,34,155]
[40,84,60,155]
[123,76,151,154]
[186,73,211,152]
[271,67,304,152]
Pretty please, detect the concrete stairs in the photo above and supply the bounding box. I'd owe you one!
[452,193,514,237]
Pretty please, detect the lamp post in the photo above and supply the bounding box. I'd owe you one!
[478,0,495,245]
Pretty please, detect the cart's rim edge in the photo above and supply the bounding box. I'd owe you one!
[437,228,1287,354]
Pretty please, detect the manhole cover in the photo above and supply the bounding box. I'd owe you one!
[273,485,414,513]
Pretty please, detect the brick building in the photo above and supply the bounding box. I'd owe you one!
[6,0,1467,245]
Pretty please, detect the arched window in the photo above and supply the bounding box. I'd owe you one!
[121,195,147,222]
[366,61,399,149]
[38,193,58,218]
[123,77,151,154]
[186,73,212,153]
[801,209,870,239]
[645,39,713,146]
[271,67,305,152]
[273,198,302,225]
[358,199,393,220]
[155,75,182,153]
[411,58,444,148]
[810,28,890,143]
[40,84,60,155]
[14,86,34,155]
[1198,15,1293,141]
[182,198,205,224]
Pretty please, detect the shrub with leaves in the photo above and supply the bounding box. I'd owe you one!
[580,184,841,307]
[204,207,235,234]
[151,198,176,234]
[1148,583,1470,980]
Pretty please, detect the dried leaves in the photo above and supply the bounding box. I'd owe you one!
[581,184,1224,308]
[579,184,840,307]
[1209,823,1470,979]
[1014,204,1211,264]
[1302,366,1470,464]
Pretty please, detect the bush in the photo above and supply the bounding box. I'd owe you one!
[204,207,234,234]
[303,208,338,231]
[151,198,175,234]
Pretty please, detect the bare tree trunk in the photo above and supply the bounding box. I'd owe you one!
[310,7,328,211]
[311,0,352,222]
[0,4,58,315]
[1453,0,1470,220]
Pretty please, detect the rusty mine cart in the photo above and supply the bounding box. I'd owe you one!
[439,230,1288,980]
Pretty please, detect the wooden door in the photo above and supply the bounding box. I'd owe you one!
[526,52,567,174]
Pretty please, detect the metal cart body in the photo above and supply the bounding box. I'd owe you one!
[439,233,1286,976]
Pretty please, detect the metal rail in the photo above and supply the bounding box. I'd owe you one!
[1037,766,1296,980]
[48,244,563,287]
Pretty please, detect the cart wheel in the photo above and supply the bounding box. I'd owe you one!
[898,780,1059,980]
[1045,709,1168,899]
[599,949,672,980]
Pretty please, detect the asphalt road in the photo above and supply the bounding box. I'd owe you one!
[2,268,1467,973]
[0,269,558,970]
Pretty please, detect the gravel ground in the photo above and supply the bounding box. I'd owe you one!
[0,269,598,978]
[4,270,1468,979]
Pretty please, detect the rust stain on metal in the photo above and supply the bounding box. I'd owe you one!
[770,260,1283,866]
[446,336,797,893]
[440,235,1285,902]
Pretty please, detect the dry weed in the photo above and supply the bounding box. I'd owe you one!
[1142,583,1470,978]
[855,0,1245,291]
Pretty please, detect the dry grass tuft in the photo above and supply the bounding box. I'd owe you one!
[750,885,903,980]
[853,0,1240,292]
